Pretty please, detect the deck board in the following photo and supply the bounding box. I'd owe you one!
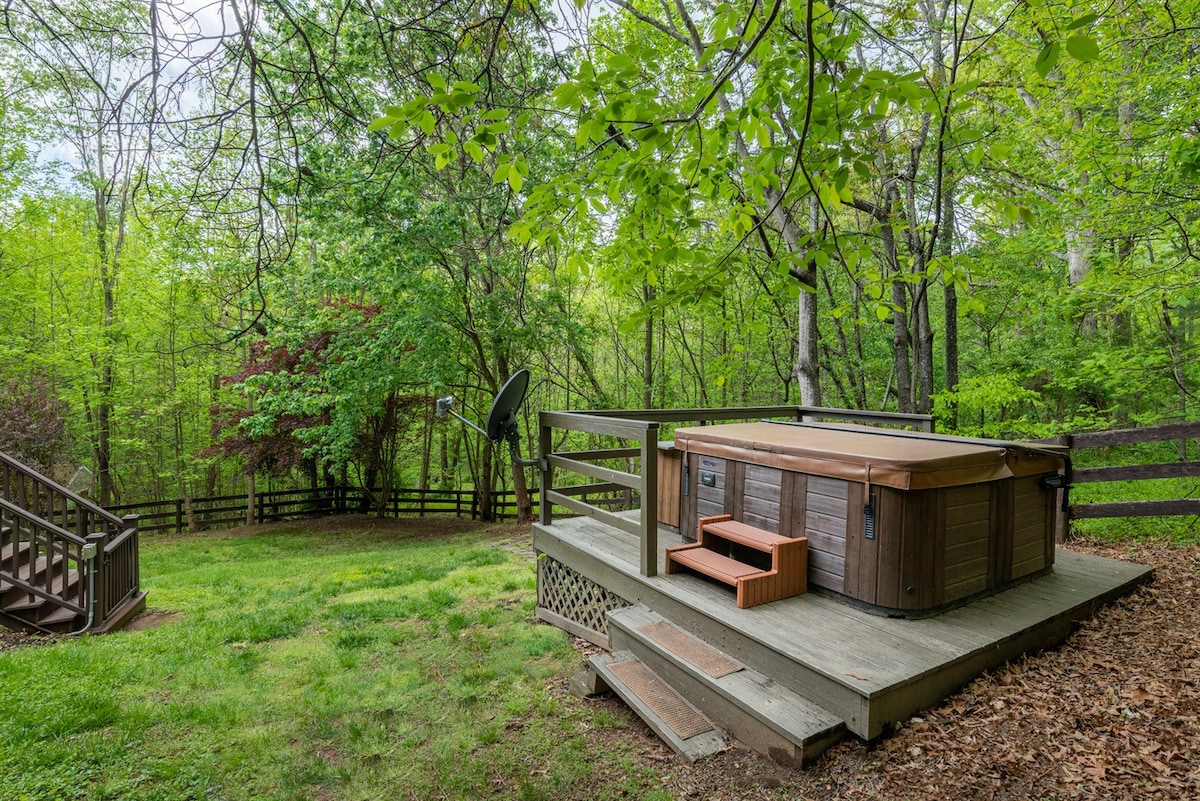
[535,512,1153,738]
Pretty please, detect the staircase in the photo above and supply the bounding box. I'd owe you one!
[578,517,841,764]
[0,452,145,634]
[666,515,808,608]
[583,605,845,764]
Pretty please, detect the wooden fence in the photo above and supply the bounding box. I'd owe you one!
[108,419,1198,537]
[109,485,536,535]
[1052,421,1200,522]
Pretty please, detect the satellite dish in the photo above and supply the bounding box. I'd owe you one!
[486,369,530,443]
[434,370,542,468]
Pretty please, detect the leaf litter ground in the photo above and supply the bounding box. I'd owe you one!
[566,538,1198,800]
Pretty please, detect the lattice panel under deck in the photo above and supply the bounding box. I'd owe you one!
[537,554,629,640]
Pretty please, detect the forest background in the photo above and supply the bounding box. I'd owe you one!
[0,0,1196,522]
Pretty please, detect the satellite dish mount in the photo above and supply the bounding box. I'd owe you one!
[436,370,543,469]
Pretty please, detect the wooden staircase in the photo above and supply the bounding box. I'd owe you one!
[0,452,145,634]
[580,605,845,764]
[578,516,838,763]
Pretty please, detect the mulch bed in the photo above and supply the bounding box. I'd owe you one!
[570,538,1199,800]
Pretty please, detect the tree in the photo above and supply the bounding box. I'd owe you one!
[0,376,72,472]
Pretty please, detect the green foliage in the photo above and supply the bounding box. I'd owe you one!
[1,0,1198,511]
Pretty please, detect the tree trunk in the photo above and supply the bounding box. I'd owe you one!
[644,281,655,409]
[942,187,959,429]
[795,278,821,405]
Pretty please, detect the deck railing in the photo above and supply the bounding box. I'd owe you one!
[537,405,934,577]
[0,451,140,629]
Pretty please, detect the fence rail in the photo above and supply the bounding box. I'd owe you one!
[1053,421,1200,522]
[109,485,537,535]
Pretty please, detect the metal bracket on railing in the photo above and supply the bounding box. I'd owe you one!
[507,431,547,472]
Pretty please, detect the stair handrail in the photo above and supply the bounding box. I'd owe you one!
[0,450,125,535]
[0,496,90,617]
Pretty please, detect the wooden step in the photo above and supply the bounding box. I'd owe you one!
[608,605,845,765]
[666,544,765,584]
[589,650,726,762]
[38,604,82,629]
[1,540,32,563]
[701,517,796,552]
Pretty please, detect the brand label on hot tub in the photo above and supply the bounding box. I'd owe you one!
[701,459,717,468]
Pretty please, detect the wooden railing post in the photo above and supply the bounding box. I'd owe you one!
[640,422,659,577]
[539,415,553,527]
[1053,434,1072,544]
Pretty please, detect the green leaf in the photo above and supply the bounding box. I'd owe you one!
[1035,41,1060,78]
[416,110,435,136]
[1065,34,1100,62]
[507,165,523,193]
[428,74,447,92]
[1067,13,1099,30]
[367,115,394,133]
[464,141,484,163]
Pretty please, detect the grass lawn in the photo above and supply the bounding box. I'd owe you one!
[0,516,669,801]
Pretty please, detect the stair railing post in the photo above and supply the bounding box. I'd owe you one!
[538,415,553,527]
[85,530,108,623]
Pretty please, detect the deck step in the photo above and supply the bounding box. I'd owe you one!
[607,605,845,765]
[589,651,726,762]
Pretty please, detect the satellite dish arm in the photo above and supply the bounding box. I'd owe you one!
[436,395,490,439]
[505,426,546,470]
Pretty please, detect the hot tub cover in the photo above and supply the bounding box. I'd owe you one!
[673,422,1064,490]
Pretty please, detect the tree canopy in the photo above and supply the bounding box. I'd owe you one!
[0,0,1196,511]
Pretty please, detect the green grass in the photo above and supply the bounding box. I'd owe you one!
[0,521,662,801]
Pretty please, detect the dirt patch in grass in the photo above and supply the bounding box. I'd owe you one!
[566,538,1199,800]
[0,628,53,653]
[123,610,177,632]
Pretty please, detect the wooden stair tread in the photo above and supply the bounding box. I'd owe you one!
[590,651,726,762]
[39,605,81,626]
[702,519,797,551]
[609,605,846,763]
[668,546,765,584]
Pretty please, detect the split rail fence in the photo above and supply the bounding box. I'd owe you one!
[109,486,537,535]
[1049,420,1200,524]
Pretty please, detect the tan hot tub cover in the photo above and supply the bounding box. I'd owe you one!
[673,422,1065,491]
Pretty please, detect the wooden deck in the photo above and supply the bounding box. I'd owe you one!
[534,514,1153,741]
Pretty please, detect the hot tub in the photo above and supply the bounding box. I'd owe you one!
[672,422,1066,615]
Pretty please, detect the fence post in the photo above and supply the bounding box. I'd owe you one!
[175,499,184,535]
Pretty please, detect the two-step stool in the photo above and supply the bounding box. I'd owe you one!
[665,514,808,608]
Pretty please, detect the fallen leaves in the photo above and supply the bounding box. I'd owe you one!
[876,538,1200,800]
